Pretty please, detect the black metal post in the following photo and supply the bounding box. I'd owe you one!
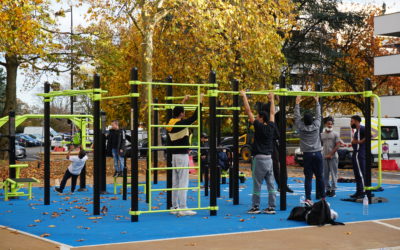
[232,79,239,205]
[123,156,127,200]
[100,111,107,194]
[153,98,159,184]
[209,71,217,216]
[365,78,372,202]
[216,102,221,198]
[78,117,87,192]
[166,78,173,210]
[44,82,51,205]
[8,111,16,179]
[93,74,101,215]
[131,67,139,222]
[279,76,287,211]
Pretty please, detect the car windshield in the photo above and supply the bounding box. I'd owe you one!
[381,126,399,140]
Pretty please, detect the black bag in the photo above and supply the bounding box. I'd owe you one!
[288,206,310,221]
[305,200,344,226]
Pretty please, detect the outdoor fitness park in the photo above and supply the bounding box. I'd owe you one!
[1,66,399,248]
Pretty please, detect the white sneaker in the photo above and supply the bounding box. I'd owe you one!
[178,210,197,216]
[169,207,179,215]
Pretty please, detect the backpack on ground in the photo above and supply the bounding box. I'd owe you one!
[305,199,344,226]
[287,206,311,221]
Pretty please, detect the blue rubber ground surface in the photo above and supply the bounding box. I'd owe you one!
[0,178,399,247]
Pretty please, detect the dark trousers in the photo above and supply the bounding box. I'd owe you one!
[352,152,366,194]
[272,145,281,187]
[60,169,79,193]
[303,151,325,200]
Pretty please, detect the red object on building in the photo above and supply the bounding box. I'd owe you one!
[381,160,399,171]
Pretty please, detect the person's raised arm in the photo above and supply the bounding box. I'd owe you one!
[269,92,275,123]
[183,93,204,124]
[67,145,74,160]
[240,90,254,124]
[294,96,301,125]
[314,95,321,125]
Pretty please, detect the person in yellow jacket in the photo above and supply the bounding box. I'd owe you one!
[166,94,204,216]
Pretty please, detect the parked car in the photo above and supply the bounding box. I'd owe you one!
[27,134,44,146]
[15,145,26,159]
[16,134,37,147]
[51,135,64,149]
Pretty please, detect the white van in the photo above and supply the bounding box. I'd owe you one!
[23,126,58,138]
[294,117,400,166]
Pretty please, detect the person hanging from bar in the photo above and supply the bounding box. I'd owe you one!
[350,115,366,199]
[262,99,294,193]
[106,120,126,177]
[166,94,204,216]
[241,91,277,215]
[321,116,341,198]
[294,95,326,206]
[54,145,88,194]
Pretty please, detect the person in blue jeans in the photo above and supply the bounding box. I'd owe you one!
[295,95,325,206]
[106,120,126,177]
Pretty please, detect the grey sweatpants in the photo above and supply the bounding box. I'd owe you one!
[172,154,190,209]
[252,155,276,208]
[323,157,338,191]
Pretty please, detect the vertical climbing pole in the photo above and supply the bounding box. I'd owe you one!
[232,79,240,205]
[44,81,51,205]
[100,111,107,194]
[131,67,139,222]
[8,111,16,179]
[279,75,287,211]
[209,71,218,216]
[166,77,173,210]
[364,78,372,202]
[153,98,159,184]
[93,74,101,215]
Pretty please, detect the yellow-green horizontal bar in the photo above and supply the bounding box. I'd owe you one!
[37,88,108,98]
[150,124,199,128]
[150,146,199,149]
[149,167,200,171]
[216,115,247,118]
[165,95,198,100]
[129,81,216,87]
[9,164,29,168]
[101,93,139,100]
[151,103,198,107]
[217,90,240,95]
[129,207,215,215]
[151,187,200,192]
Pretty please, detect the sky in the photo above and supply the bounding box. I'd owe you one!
[14,0,400,107]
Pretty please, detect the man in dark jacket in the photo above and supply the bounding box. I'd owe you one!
[107,120,126,177]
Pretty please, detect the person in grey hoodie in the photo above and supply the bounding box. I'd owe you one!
[295,96,326,205]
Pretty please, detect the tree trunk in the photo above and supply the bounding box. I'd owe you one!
[141,21,155,106]
[0,54,19,160]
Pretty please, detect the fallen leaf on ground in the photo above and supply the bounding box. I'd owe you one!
[239,219,245,222]
[120,231,127,234]
[184,243,197,246]
[345,232,352,235]
[34,219,41,223]
[110,197,118,200]
[151,206,159,209]
[76,239,85,242]
[84,227,90,230]
[203,217,209,219]
[87,216,102,220]
[42,212,49,215]
[27,224,36,227]
[48,225,56,228]
[40,233,50,237]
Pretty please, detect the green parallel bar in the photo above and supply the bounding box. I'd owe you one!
[201,107,240,110]
[102,93,139,100]
[165,95,198,100]
[197,85,202,208]
[151,146,199,149]
[217,90,240,95]
[37,88,108,98]
[150,124,199,128]
[216,115,247,118]
[129,207,217,215]
[151,103,198,107]
[9,164,29,168]
[365,94,382,191]
[129,81,217,87]
[151,187,200,192]
[148,83,153,211]
[149,167,200,171]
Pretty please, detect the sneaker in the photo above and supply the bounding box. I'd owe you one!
[54,187,63,193]
[247,206,261,214]
[178,210,197,216]
[286,186,294,193]
[118,171,124,177]
[328,190,336,197]
[350,192,362,198]
[263,208,276,214]
[113,171,118,177]
[326,190,332,197]
[169,207,179,215]
[304,199,314,207]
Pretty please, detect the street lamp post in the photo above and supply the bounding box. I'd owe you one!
[70,5,74,136]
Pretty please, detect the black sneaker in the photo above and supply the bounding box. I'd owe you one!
[118,171,124,177]
[247,206,261,214]
[113,171,119,177]
[286,186,294,193]
[326,190,332,197]
[350,192,361,198]
[328,190,336,197]
[54,187,63,193]
[263,208,276,214]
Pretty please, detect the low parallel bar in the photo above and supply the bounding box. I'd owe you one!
[129,81,217,87]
